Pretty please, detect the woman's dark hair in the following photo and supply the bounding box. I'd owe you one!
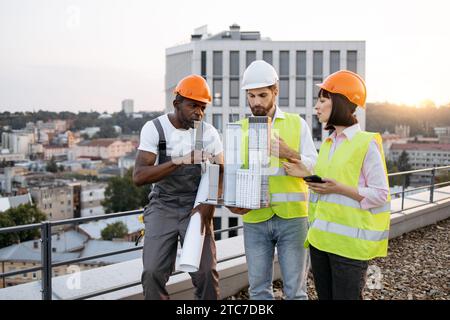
[318,89,358,131]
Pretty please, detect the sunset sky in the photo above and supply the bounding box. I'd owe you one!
[1,0,449,112]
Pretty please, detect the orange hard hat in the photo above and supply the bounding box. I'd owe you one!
[316,70,367,107]
[173,75,212,104]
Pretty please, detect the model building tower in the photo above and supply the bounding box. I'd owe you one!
[226,116,271,209]
[224,123,243,206]
[248,116,271,208]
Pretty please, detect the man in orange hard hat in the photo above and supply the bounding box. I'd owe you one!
[133,75,223,300]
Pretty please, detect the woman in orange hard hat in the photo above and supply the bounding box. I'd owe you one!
[283,70,391,300]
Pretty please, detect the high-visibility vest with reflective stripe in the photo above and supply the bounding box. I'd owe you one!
[306,131,391,260]
[238,113,308,223]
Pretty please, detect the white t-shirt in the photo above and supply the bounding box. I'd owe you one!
[138,114,223,164]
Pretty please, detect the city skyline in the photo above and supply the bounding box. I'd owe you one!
[1,0,449,113]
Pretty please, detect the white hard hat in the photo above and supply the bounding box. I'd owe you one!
[241,60,279,90]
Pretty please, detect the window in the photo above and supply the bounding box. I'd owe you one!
[213,51,223,106]
[263,51,273,64]
[330,51,340,74]
[213,79,223,106]
[313,51,323,76]
[279,51,289,76]
[279,51,289,106]
[213,217,222,240]
[279,79,289,106]
[347,51,357,73]
[229,51,239,76]
[312,114,322,141]
[313,51,323,105]
[246,51,256,67]
[229,51,240,106]
[296,51,306,76]
[229,114,239,123]
[212,114,223,133]
[201,51,207,78]
[230,79,239,106]
[228,217,238,238]
[295,79,306,106]
[213,51,223,76]
[296,51,306,107]
[313,78,322,105]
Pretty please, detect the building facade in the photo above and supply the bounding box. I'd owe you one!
[165,24,366,147]
[30,183,75,221]
[74,139,134,162]
[80,183,106,217]
[389,143,450,184]
[122,99,134,116]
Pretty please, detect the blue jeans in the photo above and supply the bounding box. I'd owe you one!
[243,215,309,300]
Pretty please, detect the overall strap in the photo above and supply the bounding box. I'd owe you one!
[195,121,204,151]
[152,118,168,162]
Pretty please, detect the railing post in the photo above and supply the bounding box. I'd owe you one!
[401,176,406,211]
[430,168,436,203]
[41,222,52,300]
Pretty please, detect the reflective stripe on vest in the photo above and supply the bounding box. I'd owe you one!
[271,192,307,202]
[311,219,389,242]
[309,193,391,215]
[259,167,287,176]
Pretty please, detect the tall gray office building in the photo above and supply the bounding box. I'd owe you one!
[165,24,366,149]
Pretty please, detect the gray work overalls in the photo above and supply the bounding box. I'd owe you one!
[141,117,220,300]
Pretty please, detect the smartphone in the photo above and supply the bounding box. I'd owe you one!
[303,175,325,183]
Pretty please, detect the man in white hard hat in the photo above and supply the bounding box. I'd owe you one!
[228,60,317,300]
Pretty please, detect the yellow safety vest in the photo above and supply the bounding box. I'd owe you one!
[306,131,391,260]
[238,113,308,223]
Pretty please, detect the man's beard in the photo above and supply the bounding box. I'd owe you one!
[251,103,273,116]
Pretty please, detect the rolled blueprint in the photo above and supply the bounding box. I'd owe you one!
[178,212,204,272]
[177,164,209,272]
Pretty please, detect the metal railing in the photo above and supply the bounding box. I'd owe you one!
[0,209,246,300]
[0,165,449,300]
[388,165,450,212]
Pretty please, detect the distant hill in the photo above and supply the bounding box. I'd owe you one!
[0,110,163,135]
[366,102,450,136]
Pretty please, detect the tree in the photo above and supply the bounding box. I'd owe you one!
[101,168,151,213]
[0,159,8,168]
[397,151,412,187]
[94,125,118,139]
[101,221,129,241]
[386,160,402,187]
[0,204,47,247]
[0,214,17,248]
[46,156,58,173]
